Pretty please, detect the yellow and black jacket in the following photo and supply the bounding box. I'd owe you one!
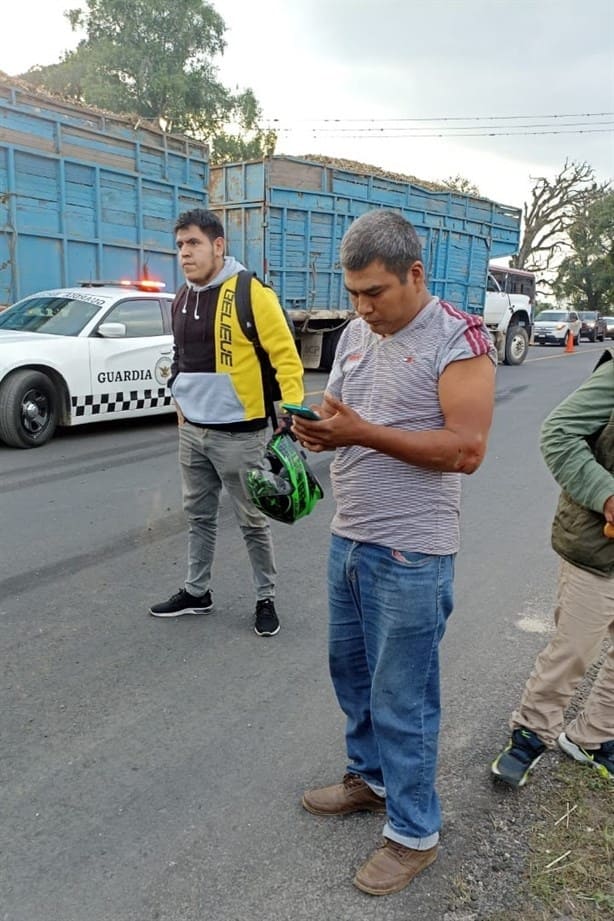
[170,258,303,430]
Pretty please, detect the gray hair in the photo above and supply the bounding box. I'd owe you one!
[340,210,423,281]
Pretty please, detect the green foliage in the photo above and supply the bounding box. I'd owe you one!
[21,0,276,162]
[211,126,277,164]
[553,192,614,311]
[24,52,89,99]
[441,174,480,196]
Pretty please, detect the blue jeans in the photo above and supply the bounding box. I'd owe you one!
[328,535,455,849]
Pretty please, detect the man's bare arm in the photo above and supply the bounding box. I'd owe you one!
[293,354,495,474]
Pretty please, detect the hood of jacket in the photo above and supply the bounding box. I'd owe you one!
[186,256,246,293]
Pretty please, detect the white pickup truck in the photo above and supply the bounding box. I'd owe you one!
[483,266,535,365]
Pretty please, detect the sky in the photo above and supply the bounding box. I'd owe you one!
[2,0,614,212]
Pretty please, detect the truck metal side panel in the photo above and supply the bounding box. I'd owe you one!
[0,81,208,304]
[210,157,521,317]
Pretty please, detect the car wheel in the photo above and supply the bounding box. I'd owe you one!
[503,325,529,365]
[0,369,58,448]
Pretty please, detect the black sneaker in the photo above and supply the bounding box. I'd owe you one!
[254,599,280,637]
[491,727,547,787]
[558,732,614,780]
[149,589,213,618]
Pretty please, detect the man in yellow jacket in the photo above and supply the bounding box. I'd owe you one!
[150,209,304,636]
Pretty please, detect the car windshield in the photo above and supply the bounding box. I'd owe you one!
[536,311,567,321]
[0,295,102,336]
[579,311,597,319]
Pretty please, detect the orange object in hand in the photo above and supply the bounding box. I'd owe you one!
[604,522,614,539]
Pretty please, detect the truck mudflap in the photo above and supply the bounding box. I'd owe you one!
[296,322,349,371]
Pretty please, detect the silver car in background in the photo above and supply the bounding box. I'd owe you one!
[533,309,581,346]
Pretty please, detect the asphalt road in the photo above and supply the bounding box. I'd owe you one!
[0,345,608,921]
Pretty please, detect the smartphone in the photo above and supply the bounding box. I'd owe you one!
[281,403,321,421]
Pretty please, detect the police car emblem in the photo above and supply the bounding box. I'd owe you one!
[154,357,172,386]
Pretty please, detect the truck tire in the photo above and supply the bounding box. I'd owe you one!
[319,326,344,372]
[503,325,529,365]
[0,369,59,448]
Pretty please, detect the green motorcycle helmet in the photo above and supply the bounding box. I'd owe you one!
[246,433,324,524]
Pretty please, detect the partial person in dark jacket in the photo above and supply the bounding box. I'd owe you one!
[149,209,304,636]
[492,350,614,786]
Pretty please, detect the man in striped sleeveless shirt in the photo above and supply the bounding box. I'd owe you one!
[293,210,497,896]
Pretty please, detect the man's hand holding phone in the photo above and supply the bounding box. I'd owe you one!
[281,403,322,421]
[282,401,327,451]
[285,394,368,453]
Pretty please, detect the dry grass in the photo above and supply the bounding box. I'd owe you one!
[489,760,613,920]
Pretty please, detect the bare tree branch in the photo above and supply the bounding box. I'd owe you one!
[512,160,610,273]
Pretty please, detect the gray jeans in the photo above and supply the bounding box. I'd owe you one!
[179,423,276,600]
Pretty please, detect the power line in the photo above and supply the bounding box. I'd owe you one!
[264,111,614,125]
[273,120,614,135]
[304,128,614,138]
[297,128,614,139]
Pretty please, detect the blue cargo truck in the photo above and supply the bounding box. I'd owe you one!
[210,156,523,369]
[0,77,209,306]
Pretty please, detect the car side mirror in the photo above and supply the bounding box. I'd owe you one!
[98,322,127,338]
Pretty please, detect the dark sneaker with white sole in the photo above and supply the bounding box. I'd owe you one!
[149,589,213,617]
[491,727,547,787]
[558,732,614,780]
[254,599,280,636]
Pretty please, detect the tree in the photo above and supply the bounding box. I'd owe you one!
[22,0,276,163]
[553,192,614,311]
[22,53,89,100]
[512,160,609,273]
[441,175,480,196]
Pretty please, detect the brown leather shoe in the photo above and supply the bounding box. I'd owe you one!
[302,772,386,816]
[353,838,438,895]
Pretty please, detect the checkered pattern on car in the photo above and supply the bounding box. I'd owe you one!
[71,389,173,417]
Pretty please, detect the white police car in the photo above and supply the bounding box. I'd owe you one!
[0,281,176,448]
